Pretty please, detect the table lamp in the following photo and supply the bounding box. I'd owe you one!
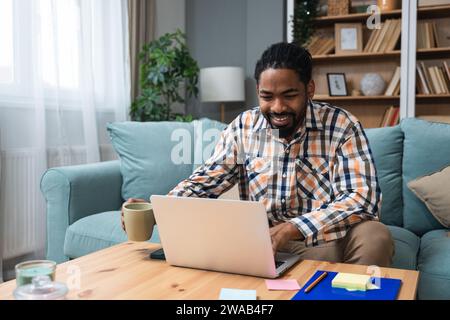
[200,67,245,123]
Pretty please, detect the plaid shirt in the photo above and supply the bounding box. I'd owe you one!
[168,101,381,246]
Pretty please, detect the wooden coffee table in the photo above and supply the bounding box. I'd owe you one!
[0,242,419,300]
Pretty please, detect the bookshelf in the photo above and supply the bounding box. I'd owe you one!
[312,9,402,26]
[417,4,450,18]
[287,0,450,128]
[314,95,400,102]
[312,51,401,63]
[417,47,450,59]
[300,2,404,128]
[413,2,450,123]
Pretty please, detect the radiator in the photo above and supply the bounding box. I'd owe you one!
[0,149,46,260]
[0,144,117,259]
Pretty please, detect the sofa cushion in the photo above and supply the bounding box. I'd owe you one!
[401,118,450,236]
[107,121,194,201]
[365,126,404,226]
[386,225,420,270]
[64,211,160,259]
[407,165,450,228]
[417,229,450,300]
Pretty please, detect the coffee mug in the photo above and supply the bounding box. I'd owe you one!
[122,202,155,241]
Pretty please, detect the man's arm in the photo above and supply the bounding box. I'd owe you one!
[289,121,381,247]
[168,120,241,198]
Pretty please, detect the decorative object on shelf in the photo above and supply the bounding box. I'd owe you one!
[335,23,363,55]
[327,0,350,16]
[352,89,362,96]
[327,73,348,96]
[360,73,386,96]
[292,0,319,46]
[377,0,400,11]
[129,29,199,122]
[200,67,245,123]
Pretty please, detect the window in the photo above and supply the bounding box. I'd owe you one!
[0,0,129,111]
[0,0,81,91]
[0,0,14,83]
[39,0,80,89]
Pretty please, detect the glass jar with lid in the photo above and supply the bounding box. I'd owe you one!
[13,275,68,300]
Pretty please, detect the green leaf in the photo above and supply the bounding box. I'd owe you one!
[132,30,199,122]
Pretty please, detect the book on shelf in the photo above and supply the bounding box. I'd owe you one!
[420,62,435,94]
[432,23,441,48]
[372,20,391,52]
[436,66,449,93]
[308,36,335,56]
[364,26,381,52]
[380,107,390,127]
[379,106,400,127]
[443,62,450,89]
[364,19,401,53]
[385,66,401,96]
[417,22,440,49]
[428,66,441,93]
[427,66,450,94]
[379,106,391,127]
[380,19,401,52]
[416,65,431,94]
[393,80,401,96]
[390,107,400,126]
[373,19,392,52]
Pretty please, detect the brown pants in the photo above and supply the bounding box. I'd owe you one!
[280,221,395,267]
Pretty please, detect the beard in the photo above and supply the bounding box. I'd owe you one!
[263,101,308,139]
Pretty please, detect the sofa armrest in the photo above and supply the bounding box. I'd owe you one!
[41,160,123,262]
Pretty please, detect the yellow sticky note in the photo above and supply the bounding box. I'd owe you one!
[331,273,371,291]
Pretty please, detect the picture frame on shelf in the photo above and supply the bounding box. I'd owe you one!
[335,23,363,55]
[327,73,348,96]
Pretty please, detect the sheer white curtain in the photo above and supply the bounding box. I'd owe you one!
[0,0,130,280]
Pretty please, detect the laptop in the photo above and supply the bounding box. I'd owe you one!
[150,195,301,278]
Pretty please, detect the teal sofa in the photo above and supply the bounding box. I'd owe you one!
[40,117,450,300]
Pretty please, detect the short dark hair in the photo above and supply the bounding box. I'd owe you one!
[254,42,312,85]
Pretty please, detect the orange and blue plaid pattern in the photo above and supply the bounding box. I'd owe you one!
[168,101,381,247]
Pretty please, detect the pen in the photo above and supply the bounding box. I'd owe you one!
[304,271,328,293]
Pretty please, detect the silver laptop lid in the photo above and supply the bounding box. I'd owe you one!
[150,195,279,278]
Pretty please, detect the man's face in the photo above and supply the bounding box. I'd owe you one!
[257,68,315,139]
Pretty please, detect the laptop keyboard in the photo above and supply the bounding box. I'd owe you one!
[275,260,284,268]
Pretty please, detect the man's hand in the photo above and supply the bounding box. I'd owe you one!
[121,198,147,232]
[270,222,304,255]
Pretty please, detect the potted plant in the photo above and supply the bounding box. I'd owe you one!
[130,29,199,122]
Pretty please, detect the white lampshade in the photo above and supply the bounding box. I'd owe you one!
[200,67,245,102]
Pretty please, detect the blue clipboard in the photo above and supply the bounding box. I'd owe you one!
[291,270,402,300]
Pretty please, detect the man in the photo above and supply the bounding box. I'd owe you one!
[124,42,394,267]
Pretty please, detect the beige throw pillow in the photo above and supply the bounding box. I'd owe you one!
[407,165,450,228]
